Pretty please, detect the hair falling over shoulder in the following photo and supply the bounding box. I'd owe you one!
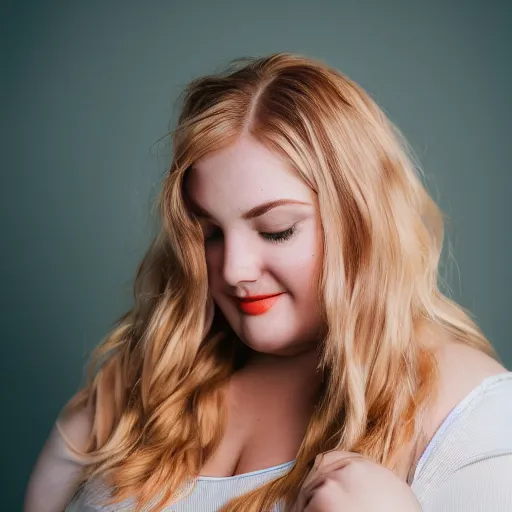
[60,53,499,512]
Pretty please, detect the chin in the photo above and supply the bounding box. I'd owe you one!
[235,326,313,357]
[242,339,297,357]
[215,301,321,357]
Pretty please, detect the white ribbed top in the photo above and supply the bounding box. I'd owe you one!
[68,372,512,512]
[67,460,294,512]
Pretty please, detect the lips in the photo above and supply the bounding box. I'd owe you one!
[236,293,285,315]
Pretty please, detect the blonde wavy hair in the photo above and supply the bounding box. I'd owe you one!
[61,52,498,511]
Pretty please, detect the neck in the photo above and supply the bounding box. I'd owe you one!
[239,344,324,404]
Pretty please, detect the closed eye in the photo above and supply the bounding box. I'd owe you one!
[260,226,296,243]
[204,225,297,244]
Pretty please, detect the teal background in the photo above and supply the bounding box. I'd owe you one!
[1,0,510,509]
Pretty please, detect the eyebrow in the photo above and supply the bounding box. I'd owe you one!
[188,198,312,221]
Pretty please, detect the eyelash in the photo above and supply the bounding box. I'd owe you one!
[262,226,297,244]
[204,225,297,244]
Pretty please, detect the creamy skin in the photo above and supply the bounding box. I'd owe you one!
[185,135,325,358]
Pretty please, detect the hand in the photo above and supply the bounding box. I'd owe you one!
[290,450,422,512]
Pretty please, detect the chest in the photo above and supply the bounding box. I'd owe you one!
[199,374,314,477]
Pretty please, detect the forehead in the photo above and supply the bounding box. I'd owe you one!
[185,136,313,210]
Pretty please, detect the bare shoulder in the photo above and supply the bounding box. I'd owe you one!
[427,340,508,436]
[435,340,507,394]
[24,401,94,512]
[403,340,510,481]
[55,402,94,455]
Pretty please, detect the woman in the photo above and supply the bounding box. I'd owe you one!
[24,53,511,512]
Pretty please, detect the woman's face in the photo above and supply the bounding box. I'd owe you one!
[186,135,324,356]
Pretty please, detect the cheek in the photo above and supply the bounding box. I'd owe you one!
[275,238,322,295]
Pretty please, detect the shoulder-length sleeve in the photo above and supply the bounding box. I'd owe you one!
[420,454,512,512]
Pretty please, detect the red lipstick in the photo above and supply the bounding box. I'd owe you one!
[236,293,284,315]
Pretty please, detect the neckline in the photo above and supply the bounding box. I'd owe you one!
[197,459,296,481]
[408,371,512,484]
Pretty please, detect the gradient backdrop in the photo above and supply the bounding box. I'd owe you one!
[1,1,510,509]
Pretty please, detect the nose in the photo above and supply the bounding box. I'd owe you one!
[222,231,262,286]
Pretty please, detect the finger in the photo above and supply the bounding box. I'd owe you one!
[312,450,363,471]
[303,450,364,490]
[302,455,364,506]
[293,452,363,510]
[299,450,360,507]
